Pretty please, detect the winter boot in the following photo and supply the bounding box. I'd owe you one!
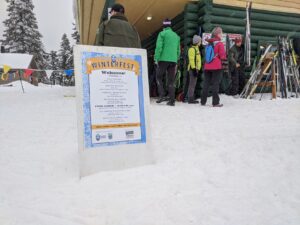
[188,98,199,104]
[166,100,175,106]
[156,96,169,104]
[213,104,223,107]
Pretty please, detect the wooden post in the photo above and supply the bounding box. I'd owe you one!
[17,70,25,93]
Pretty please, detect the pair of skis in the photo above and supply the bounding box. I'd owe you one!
[287,39,300,97]
[244,1,252,68]
[278,37,300,98]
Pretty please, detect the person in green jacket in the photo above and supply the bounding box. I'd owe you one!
[187,35,202,104]
[95,4,141,48]
[154,18,180,106]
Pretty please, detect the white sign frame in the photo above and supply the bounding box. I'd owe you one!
[74,45,154,177]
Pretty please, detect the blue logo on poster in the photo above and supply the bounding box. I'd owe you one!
[111,55,116,63]
[95,134,101,141]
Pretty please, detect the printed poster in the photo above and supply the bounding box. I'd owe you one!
[80,51,146,148]
[202,33,243,48]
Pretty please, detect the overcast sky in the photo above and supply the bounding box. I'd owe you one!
[0,0,75,52]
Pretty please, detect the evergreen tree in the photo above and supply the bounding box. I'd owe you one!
[1,0,46,68]
[47,51,59,70]
[58,33,73,69]
[71,23,80,44]
[46,50,62,85]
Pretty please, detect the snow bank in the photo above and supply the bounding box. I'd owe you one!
[0,81,68,93]
[0,86,299,225]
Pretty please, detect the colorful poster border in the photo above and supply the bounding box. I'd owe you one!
[81,51,146,148]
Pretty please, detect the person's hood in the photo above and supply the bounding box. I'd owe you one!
[163,27,172,31]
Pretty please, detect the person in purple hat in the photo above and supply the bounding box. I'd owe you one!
[154,18,180,106]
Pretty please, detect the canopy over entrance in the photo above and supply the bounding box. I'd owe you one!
[75,0,300,45]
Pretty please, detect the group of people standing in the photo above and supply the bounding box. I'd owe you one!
[95,3,246,107]
[154,22,227,107]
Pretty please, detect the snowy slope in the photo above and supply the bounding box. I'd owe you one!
[0,82,300,225]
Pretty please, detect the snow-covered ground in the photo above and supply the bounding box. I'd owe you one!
[1,82,300,225]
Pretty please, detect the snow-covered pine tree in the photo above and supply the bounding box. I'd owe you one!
[71,23,80,44]
[58,33,73,70]
[46,50,62,85]
[1,0,46,68]
[47,51,59,70]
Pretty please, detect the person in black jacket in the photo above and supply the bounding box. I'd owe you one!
[228,37,245,96]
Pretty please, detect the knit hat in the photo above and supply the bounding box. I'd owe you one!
[192,35,202,44]
[163,18,172,27]
[110,3,125,14]
[211,26,223,38]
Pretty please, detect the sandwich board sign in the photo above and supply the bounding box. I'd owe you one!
[74,45,153,177]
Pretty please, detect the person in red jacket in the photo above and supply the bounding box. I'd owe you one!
[201,27,226,107]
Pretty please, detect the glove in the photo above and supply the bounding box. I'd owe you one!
[192,68,198,77]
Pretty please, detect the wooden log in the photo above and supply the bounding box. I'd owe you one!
[210,6,300,25]
[201,15,300,32]
[213,0,300,15]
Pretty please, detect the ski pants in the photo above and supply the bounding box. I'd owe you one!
[231,67,245,95]
[187,70,198,101]
[201,70,222,106]
[156,61,177,102]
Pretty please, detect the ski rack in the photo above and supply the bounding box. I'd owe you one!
[240,37,300,100]
[258,52,278,100]
[240,44,273,98]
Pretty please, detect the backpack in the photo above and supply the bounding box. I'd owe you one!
[205,43,215,63]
